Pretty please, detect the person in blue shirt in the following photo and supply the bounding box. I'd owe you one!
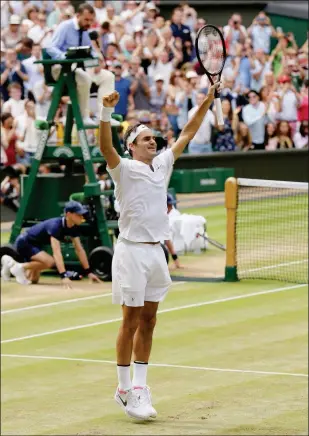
[113,61,132,119]
[46,2,114,126]
[170,7,192,45]
[1,201,101,287]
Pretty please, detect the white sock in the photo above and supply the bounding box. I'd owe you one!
[132,361,148,387]
[117,365,131,391]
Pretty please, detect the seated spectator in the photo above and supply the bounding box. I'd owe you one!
[274,120,295,149]
[188,92,215,154]
[1,14,22,49]
[213,99,237,152]
[150,75,167,115]
[0,48,28,101]
[235,121,252,151]
[242,89,267,150]
[1,113,18,166]
[2,83,26,118]
[264,122,278,150]
[293,120,308,149]
[22,43,43,95]
[23,4,40,29]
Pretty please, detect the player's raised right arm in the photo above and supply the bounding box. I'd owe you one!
[99,92,121,170]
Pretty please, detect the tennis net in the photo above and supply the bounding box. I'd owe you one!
[234,178,308,284]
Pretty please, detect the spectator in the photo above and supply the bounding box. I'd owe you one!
[15,99,39,164]
[170,7,192,45]
[187,92,215,154]
[22,43,43,94]
[127,56,151,111]
[234,44,251,93]
[264,122,278,150]
[0,48,28,101]
[1,14,22,49]
[47,0,71,28]
[120,1,146,35]
[223,14,247,56]
[1,113,18,166]
[99,21,116,55]
[143,2,158,30]
[150,75,166,115]
[93,0,107,25]
[213,99,237,152]
[0,169,21,212]
[293,121,308,149]
[235,121,252,151]
[23,4,40,29]
[148,50,181,89]
[242,89,267,149]
[113,61,133,119]
[2,82,26,118]
[250,48,271,92]
[27,12,54,47]
[175,76,198,130]
[166,71,184,136]
[277,76,299,133]
[248,11,277,54]
[32,66,53,119]
[274,120,294,149]
[297,79,309,122]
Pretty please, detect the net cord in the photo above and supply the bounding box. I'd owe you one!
[237,178,308,191]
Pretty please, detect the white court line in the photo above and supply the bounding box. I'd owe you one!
[1,284,305,344]
[241,259,308,274]
[0,281,185,315]
[1,353,307,378]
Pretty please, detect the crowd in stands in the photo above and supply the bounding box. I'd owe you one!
[1,0,308,187]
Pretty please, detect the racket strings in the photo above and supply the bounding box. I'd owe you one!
[197,27,224,75]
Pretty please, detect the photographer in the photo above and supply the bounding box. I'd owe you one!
[248,11,277,54]
[223,14,247,56]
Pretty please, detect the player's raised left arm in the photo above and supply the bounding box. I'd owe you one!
[171,82,222,161]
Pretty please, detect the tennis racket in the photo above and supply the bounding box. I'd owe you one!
[195,24,227,127]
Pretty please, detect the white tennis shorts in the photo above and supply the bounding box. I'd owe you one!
[112,238,172,307]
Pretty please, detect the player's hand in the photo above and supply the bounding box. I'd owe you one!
[103,91,120,108]
[174,259,184,269]
[208,81,223,97]
[88,272,103,283]
[62,277,73,289]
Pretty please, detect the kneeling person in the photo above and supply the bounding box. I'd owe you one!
[1,201,101,286]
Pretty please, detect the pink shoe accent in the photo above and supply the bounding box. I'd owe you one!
[133,386,144,390]
[118,388,129,395]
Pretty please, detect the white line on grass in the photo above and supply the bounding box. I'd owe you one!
[1,281,185,315]
[1,283,305,344]
[1,353,307,378]
[241,259,308,274]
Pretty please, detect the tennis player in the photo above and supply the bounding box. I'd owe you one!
[99,81,221,421]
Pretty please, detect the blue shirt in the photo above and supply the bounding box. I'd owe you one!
[170,23,192,43]
[114,78,131,117]
[236,56,251,91]
[24,217,81,247]
[0,62,28,101]
[46,17,96,60]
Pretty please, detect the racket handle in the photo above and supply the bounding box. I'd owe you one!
[214,97,224,127]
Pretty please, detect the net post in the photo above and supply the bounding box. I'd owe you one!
[224,177,238,282]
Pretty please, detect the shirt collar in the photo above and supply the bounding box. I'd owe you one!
[73,16,80,30]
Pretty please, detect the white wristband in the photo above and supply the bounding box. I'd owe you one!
[100,105,114,122]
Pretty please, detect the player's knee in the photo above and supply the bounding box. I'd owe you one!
[44,258,55,269]
[121,318,139,336]
[139,314,157,331]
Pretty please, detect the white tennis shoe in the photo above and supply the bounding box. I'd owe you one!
[114,386,157,420]
[10,262,31,285]
[1,255,15,281]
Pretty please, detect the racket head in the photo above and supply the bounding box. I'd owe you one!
[195,24,227,80]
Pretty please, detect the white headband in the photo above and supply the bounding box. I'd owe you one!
[126,124,150,145]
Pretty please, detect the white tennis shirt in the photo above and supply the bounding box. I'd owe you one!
[107,149,174,242]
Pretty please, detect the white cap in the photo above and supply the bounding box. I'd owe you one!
[154,74,164,82]
[10,14,21,25]
[146,2,157,10]
[186,70,198,79]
